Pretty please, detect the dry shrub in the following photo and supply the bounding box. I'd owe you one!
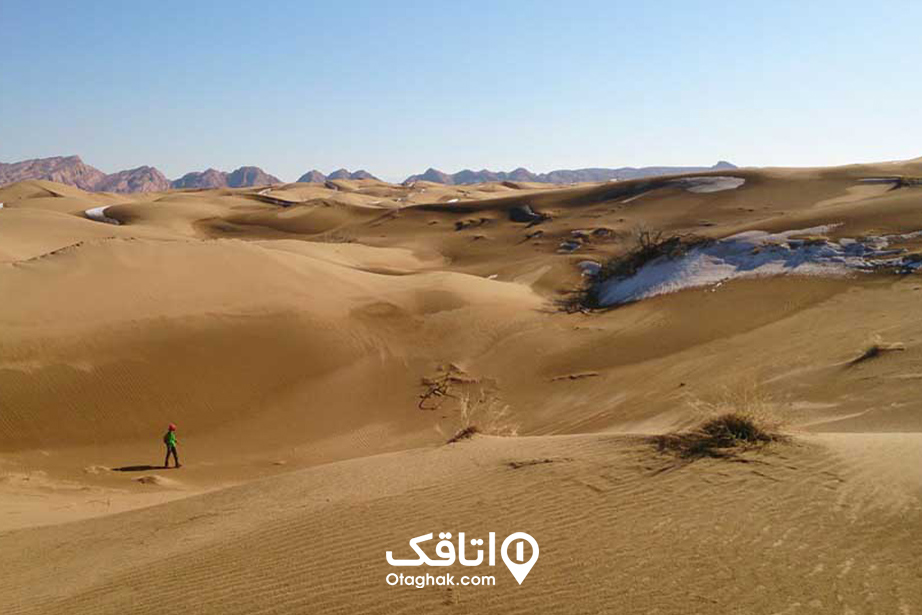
[314,231,355,244]
[654,413,782,459]
[598,226,709,283]
[446,426,479,444]
[850,334,905,366]
[653,385,785,459]
[440,390,518,444]
[565,225,710,310]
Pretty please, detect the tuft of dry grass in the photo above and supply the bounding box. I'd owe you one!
[446,426,479,444]
[653,384,786,459]
[441,390,518,444]
[653,412,783,459]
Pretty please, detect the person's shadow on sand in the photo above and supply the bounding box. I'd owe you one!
[112,465,163,472]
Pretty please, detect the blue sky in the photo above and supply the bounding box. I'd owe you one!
[2,0,920,182]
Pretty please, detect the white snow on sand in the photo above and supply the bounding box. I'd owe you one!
[84,206,120,225]
[676,176,746,193]
[620,176,745,203]
[596,225,922,306]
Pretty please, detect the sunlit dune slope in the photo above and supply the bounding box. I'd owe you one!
[1,159,922,531]
[2,434,920,614]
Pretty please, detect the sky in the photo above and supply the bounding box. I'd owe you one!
[1,0,921,183]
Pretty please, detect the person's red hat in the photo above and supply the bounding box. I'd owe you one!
[168,423,176,431]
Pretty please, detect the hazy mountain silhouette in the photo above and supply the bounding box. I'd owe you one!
[403,161,737,185]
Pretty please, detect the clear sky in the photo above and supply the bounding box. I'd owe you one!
[2,0,921,182]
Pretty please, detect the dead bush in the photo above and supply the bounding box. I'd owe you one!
[653,412,783,459]
[563,225,709,310]
[652,384,786,459]
[440,389,518,444]
[849,334,905,366]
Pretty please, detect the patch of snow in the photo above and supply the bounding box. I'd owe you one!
[595,225,922,306]
[447,198,459,203]
[0,202,4,209]
[620,176,745,203]
[620,192,648,204]
[859,177,901,184]
[579,261,601,276]
[85,206,121,225]
[558,240,582,252]
[677,176,746,193]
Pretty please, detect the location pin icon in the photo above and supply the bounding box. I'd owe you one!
[500,532,539,585]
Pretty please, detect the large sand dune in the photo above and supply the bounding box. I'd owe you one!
[2,161,921,613]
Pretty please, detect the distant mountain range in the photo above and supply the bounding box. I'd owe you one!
[403,162,737,185]
[0,156,282,193]
[299,168,380,183]
[173,166,282,189]
[0,156,737,193]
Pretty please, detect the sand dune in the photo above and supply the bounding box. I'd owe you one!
[2,160,922,613]
[2,435,920,614]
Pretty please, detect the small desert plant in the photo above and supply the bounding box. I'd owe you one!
[654,413,782,459]
[607,225,708,278]
[896,176,922,188]
[564,225,709,310]
[653,385,785,459]
[440,389,518,444]
[849,334,904,366]
[418,364,479,410]
[314,231,355,243]
[446,425,479,444]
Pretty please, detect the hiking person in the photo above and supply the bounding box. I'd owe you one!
[163,423,181,469]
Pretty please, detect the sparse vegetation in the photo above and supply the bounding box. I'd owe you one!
[446,425,479,443]
[314,231,355,243]
[441,389,518,444]
[597,227,701,281]
[418,364,476,410]
[507,457,571,469]
[653,412,783,459]
[653,385,786,460]
[562,225,709,311]
[896,176,922,188]
[787,234,829,246]
[849,334,905,365]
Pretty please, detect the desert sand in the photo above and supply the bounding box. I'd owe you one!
[2,161,922,613]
